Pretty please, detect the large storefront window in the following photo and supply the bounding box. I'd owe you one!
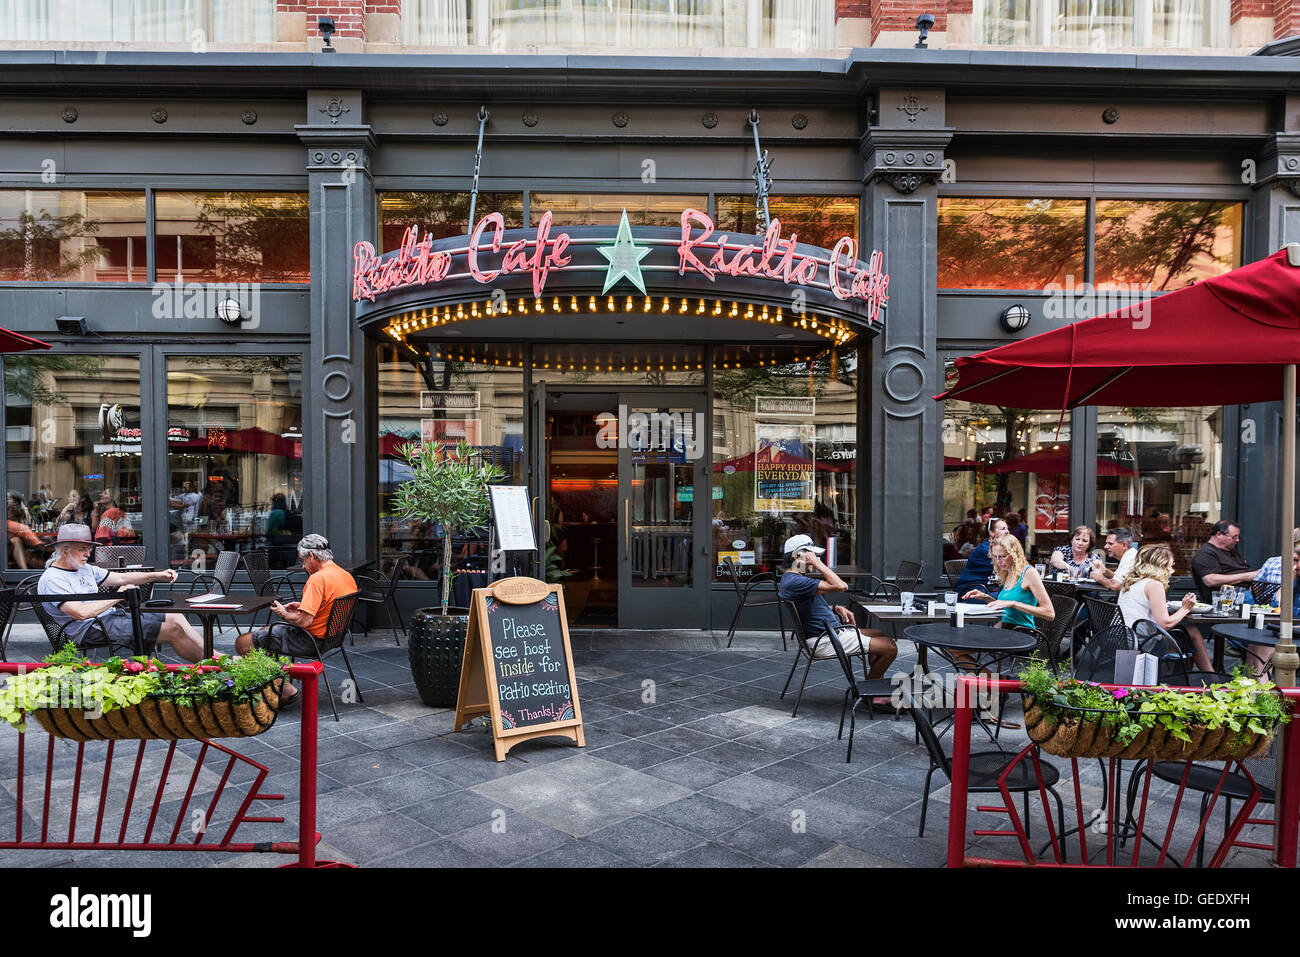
[942,400,1072,560]
[166,356,303,569]
[378,343,524,582]
[378,191,524,252]
[0,190,146,283]
[712,344,857,580]
[1095,405,1223,574]
[7,0,275,43]
[715,195,859,249]
[1093,200,1242,289]
[972,0,1036,43]
[937,198,1087,289]
[530,194,706,226]
[3,354,142,570]
[154,191,310,284]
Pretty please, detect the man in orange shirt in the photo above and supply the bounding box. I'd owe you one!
[236,533,355,704]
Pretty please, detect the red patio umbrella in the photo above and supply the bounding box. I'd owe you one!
[0,328,52,353]
[937,245,1300,861]
[944,455,980,470]
[986,444,1134,476]
[713,447,817,473]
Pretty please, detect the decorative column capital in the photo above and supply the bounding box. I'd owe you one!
[1251,132,1300,195]
[859,127,954,194]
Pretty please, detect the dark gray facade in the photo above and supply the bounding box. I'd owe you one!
[1,50,1298,623]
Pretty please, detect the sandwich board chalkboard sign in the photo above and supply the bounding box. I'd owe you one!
[453,576,584,761]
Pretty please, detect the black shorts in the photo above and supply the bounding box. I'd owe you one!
[85,611,164,656]
[251,622,320,658]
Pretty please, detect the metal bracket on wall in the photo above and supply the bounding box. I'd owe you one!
[468,107,490,226]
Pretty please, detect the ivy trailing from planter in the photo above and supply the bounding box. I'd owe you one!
[1019,658,1291,761]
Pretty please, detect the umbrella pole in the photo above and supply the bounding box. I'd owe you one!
[1275,363,1297,865]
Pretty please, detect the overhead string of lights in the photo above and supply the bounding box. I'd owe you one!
[380,295,857,349]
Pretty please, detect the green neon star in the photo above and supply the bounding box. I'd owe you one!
[597,209,650,295]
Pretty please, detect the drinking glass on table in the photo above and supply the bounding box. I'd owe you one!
[1034,563,1046,578]
[900,591,915,613]
[944,591,958,615]
[1215,585,1236,616]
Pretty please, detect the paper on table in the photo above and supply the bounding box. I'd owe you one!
[192,602,242,610]
[956,602,1000,615]
[187,593,228,603]
[865,604,903,613]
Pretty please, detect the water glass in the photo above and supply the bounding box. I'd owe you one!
[944,591,958,614]
[1215,586,1236,617]
[900,591,914,614]
[1034,563,1046,578]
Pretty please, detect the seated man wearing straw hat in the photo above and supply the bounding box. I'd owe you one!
[38,524,205,661]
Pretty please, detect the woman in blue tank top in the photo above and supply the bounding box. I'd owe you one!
[961,534,1054,635]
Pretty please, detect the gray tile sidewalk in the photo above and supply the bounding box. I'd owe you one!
[0,621,1277,867]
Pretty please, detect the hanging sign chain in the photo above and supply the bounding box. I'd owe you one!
[749,110,773,235]
[468,107,490,227]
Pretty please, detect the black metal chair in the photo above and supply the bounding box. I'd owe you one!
[822,627,899,762]
[1250,579,1280,606]
[0,575,40,661]
[723,557,785,650]
[1027,593,1079,672]
[906,689,1066,845]
[895,560,924,594]
[355,555,409,645]
[944,559,968,587]
[1132,618,1195,685]
[778,598,872,717]
[298,591,363,722]
[1071,622,1135,682]
[1041,579,1078,600]
[24,583,145,657]
[189,549,241,634]
[241,549,298,630]
[92,544,146,569]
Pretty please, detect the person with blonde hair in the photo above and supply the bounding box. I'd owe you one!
[962,534,1055,635]
[1117,544,1216,673]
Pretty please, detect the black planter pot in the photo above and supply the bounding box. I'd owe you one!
[408,607,470,708]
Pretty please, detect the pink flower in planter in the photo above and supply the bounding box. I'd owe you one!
[1113,687,1130,700]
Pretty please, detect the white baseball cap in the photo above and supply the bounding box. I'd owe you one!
[782,533,824,556]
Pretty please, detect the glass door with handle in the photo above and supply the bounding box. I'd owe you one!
[617,391,710,628]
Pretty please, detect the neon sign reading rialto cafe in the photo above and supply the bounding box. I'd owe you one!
[351,208,889,323]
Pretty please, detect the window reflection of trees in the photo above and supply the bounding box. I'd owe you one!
[937,198,1087,289]
[1094,200,1240,289]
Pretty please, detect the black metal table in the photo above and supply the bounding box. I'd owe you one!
[144,594,278,658]
[1210,621,1283,673]
[903,622,1037,672]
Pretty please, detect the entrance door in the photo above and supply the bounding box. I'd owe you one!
[617,391,710,628]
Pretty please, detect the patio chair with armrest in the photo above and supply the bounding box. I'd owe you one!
[906,688,1066,848]
[299,591,362,722]
[0,575,39,661]
[188,549,241,635]
[778,598,871,718]
[241,549,298,630]
[24,583,146,657]
[1131,618,1196,685]
[944,559,967,587]
[895,560,924,595]
[92,544,145,569]
[1024,593,1078,672]
[723,556,785,650]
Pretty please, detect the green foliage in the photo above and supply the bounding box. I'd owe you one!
[1017,663,1292,748]
[391,440,506,614]
[0,648,288,731]
[4,353,110,406]
[544,544,573,583]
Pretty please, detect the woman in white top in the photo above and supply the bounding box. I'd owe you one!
[1117,544,1212,673]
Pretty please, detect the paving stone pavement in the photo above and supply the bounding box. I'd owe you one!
[0,622,1277,868]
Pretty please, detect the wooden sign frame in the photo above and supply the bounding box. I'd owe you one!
[453,576,585,761]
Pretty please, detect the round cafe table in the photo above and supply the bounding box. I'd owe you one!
[904,622,1037,743]
[1210,621,1283,673]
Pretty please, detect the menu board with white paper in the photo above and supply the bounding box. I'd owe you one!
[489,485,537,552]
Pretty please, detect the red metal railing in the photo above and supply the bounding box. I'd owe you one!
[946,675,1300,868]
[0,661,333,868]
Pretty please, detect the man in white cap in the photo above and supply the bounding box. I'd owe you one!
[777,533,898,710]
[38,524,205,661]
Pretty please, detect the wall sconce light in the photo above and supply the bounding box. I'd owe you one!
[318,16,336,53]
[216,299,245,325]
[999,303,1031,333]
[915,13,935,48]
[55,316,89,336]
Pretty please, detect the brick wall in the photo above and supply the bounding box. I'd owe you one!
[278,1,368,39]
[1273,0,1299,36]
[364,1,401,12]
[835,0,871,19]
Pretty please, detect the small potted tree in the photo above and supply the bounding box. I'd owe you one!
[394,440,505,707]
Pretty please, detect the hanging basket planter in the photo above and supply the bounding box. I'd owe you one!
[29,677,286,742]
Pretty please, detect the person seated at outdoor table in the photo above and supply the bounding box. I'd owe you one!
[954,518,1008,596]
[236,533,356,705]
[1089,526,1137,592]
[776,533,899,711]
[961,534,1055,638]
[1190,520,1257,603]
[1117,544,1216,674]
[38,524,205,661]
[1049,525,1098,578]
[7,501,43,570]
[1005,511,1028,549]
[58,487,92,527]
[1253,527,1300,588]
